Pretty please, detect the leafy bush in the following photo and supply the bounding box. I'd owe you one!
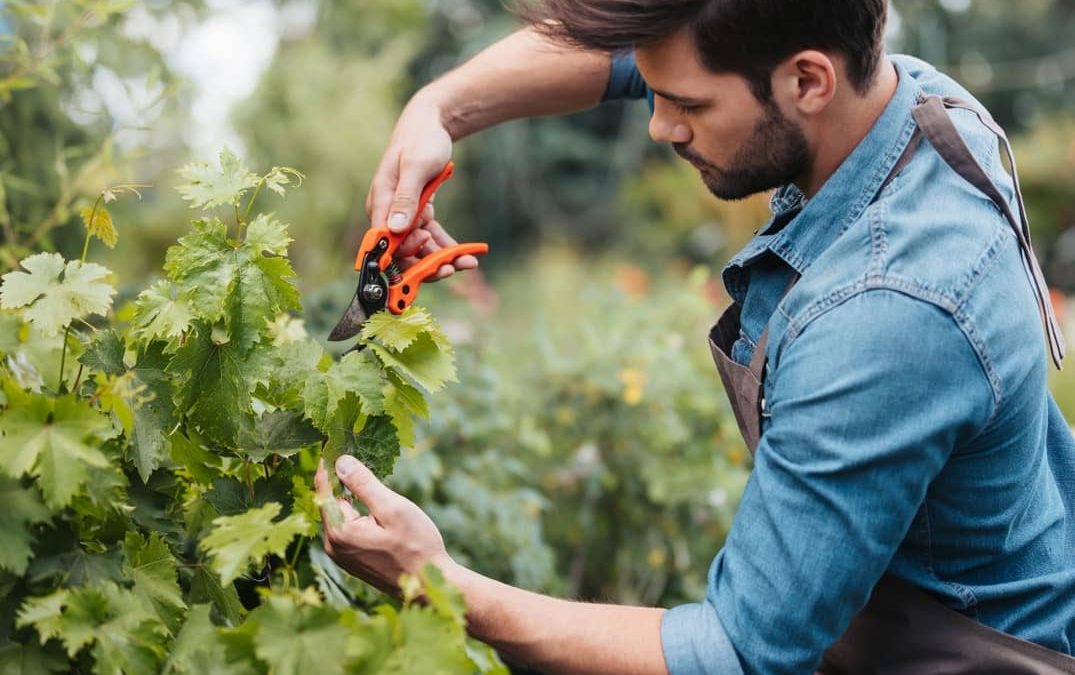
[0,150,505,674]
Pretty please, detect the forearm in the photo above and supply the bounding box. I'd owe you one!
[438,557,668,675]
[414,27,611,141]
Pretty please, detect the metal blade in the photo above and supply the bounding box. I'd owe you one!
[328,292,369,341]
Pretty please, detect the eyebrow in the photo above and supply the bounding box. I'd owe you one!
[650,88,710,106]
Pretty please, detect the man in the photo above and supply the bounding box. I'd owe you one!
[314,1,1075,672]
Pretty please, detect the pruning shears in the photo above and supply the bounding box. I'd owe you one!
[328,161,489,344]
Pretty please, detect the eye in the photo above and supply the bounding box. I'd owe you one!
[670,100,702,115]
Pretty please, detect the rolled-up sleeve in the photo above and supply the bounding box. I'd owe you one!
[662,597,745,675]
[603,51,651,102]
[661,289,994,674]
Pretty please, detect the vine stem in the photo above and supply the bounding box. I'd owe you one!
[57,326,71,393]
[80,194,103,262]
[242,180,265,224]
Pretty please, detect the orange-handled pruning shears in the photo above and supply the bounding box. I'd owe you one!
[328,161,489,344]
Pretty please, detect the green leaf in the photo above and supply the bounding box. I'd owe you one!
[79,329,126,375]
[163,604,252,675]
[188,566,244,627]
[260,166,304,198]
[200,502,309,585]
[383,370,428,447]
[0,253,115,336]
[168,432,221,485]
[246,593,352,675]
[168,324,251,447]
[369,332,457,394]
[80,204,118,248]
[176,147,259,209]
[243,213,291,256]
[15,589,68,645]
[163,219,235,323]
[304,350,385,432]
[360,306,439,352]
[0,640,68,675]
[123,532,186,632]
[354,416,400,480]
[131,280,193,343]
[0,394,117,509]
[238,410,322,462]
[258,339,324,408]
[0,478,50,575]
[162,218,299,352]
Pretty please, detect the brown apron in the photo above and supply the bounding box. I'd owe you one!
[708,94,1075,673]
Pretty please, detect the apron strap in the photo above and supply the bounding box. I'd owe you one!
[747,273,801,381]
[912,95,1066,370]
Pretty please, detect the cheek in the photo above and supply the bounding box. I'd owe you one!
[694,112,758,163]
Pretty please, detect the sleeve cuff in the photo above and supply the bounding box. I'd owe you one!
[661,602,745,675]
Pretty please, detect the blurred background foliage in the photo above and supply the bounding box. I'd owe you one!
[2,0,1074,608]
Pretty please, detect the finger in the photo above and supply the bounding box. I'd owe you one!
[367,154,401,229]
[387,161,441,233]
[423,219,460,248]
[335,455,400,521]
[397,229,432,259]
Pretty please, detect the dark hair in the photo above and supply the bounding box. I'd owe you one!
[515,0,888,99]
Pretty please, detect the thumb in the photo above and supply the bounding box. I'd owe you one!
[385,161,437,233]
[335,455,398,518]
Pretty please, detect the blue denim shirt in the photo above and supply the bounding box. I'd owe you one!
[607,53,1075,674]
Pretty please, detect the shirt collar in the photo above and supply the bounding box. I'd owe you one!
[726,58,922,276]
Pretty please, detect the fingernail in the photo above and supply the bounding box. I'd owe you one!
[388,212,408,231]
[336,455,359,476]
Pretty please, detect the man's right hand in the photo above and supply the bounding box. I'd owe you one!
[365,96,478,282]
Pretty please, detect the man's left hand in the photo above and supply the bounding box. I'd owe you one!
[314,455,451,594]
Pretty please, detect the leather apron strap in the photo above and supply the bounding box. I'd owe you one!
[913,94,1066,369]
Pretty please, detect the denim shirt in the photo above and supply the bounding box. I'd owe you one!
[606,54,1075,674]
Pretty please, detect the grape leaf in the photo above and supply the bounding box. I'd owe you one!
[168,324,251,447]
[79,329,126,375]
[188,566,244,627]
[238,410,322,462]
[80,204,118,248]
[162,218,299,352]
[244,213,291,256]
[123,531,186,632]
[369,332,457,394]
[260,166,304,198]
[176,147,259,209]
[131,280,193,343]
[0,394,117,509]
[200,502,310,585]
[322,397,399,481]
[168,432,222,484]
[163,219,236,323]
[0,253,115,336]
[304,350,385,432]
[163,604,251,675]
[245,593,351,675]
[383,370,429,447]
[0,640,67,675]
[0,478,50,575]
[360,306,439,352]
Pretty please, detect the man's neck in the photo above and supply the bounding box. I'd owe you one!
[798,58,900,198]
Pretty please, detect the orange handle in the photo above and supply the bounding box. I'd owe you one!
[352,161,456,271]
[385,242,489,314]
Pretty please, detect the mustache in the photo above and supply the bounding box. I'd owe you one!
[673,143,709,167]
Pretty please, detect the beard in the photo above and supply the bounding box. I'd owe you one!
[674,101,809,201]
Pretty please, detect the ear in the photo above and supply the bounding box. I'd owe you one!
[771,50,837,116]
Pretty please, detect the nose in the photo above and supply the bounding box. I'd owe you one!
[648,103,692,144]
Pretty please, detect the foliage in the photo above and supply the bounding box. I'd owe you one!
[0,0,193,270]
[0,150,504,673]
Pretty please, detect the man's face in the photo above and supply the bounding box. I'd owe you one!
[635,29,810,201]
